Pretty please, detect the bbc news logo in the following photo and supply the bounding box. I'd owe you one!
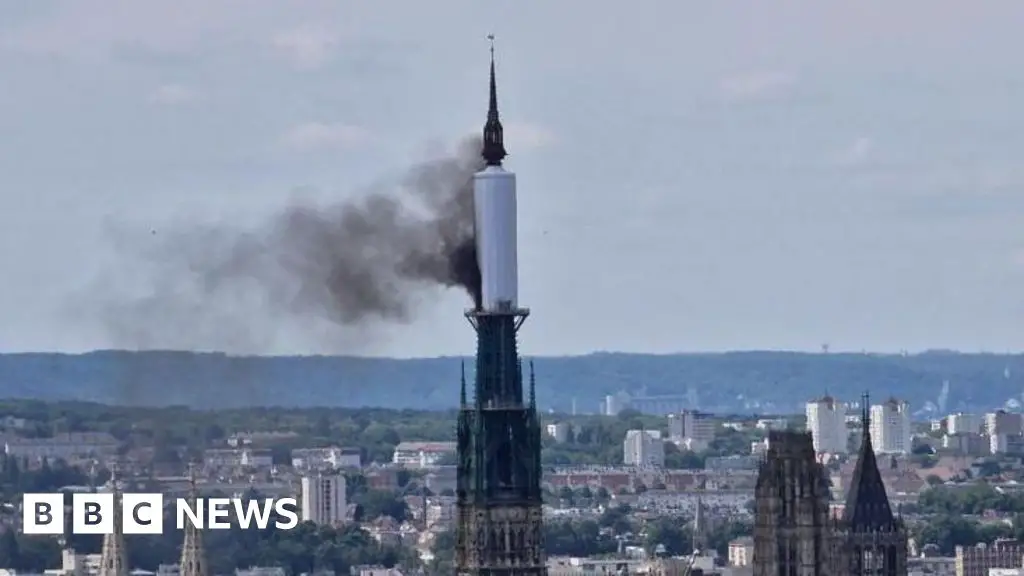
[23,493,299,535]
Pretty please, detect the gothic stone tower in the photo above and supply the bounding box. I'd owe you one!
[832,394,908,576]
[179,464,209,576]
[455,36,546,576]
[753,431,832,576]
[752,398,909,576]
[98,466,127,576]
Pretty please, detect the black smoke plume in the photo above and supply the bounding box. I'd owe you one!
[80,136,483,353]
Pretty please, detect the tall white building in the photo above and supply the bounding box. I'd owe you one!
[870,398,912,454]
[623,429,665,467]
[806,396,848,454]
[300,474,347,526]
[605,393,629,416]
[986,411,1023,436]
[947,413,983,435]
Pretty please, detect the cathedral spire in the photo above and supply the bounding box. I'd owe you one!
[843,391,897,531]
[180,463,209,576]
[98,463,127,576]
[482,34,506,166]
[693,479,707,553]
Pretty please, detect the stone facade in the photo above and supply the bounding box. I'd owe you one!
[753,398,908,576]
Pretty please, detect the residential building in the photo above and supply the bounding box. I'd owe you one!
[226,431,300,447]
[202,448,273,470]
[300,473,347,526]
[751,438,768,456]
[291,447,361,470]
[986,411,1023,436]
[623,429,665,467]
[3,432,119,461]
[425,497,456,528]
[955,539,1024,576]
[0,416,31,430]
[990,434,1024,456]
[870,398,912,454]
[391,442,456,468]
[943,433,988,456]
[545,422,571,443]
[756,418,789,430]
[806,396,848,454]
[667,410,716,451]
[728,536,754,567]
[947,413,983,435]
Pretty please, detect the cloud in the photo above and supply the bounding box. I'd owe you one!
[830,136,873,167]
[149,83,199,105]
[271,26,338,70]
[280,122,373,149]
[719,71,796,102]
[0,0,278,61]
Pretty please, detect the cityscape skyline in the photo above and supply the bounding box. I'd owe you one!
[2,1,1024,356]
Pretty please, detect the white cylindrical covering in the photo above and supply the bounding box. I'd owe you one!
[473,166,518,311]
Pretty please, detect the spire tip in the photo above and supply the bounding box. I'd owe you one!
[482,34,506,166]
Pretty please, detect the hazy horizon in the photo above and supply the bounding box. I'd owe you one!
[0,347,1017,358]
[2,1,1024,356]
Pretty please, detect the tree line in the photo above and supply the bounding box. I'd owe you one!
[0,400,764,471]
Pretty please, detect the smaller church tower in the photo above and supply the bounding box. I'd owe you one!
[833,393,909,576]
[98,464,128,576]
[692,479,708,554]
[179,463,209,576]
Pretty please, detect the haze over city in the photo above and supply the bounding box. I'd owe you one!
[2,1,1024,356]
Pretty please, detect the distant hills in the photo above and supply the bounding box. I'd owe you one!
[1,350,1022,414]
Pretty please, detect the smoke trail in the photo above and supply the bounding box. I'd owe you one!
[79,136,483,353]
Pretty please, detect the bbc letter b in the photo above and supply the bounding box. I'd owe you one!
[23,494,64,535]
[73,493,114,534]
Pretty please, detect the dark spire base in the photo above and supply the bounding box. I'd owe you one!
[456,311,544,575]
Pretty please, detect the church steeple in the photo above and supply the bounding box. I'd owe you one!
[693,478,708,552]
[843,391,897,531]
[482,34,506,166]
[98,463,127,576]
[180,463,209,576]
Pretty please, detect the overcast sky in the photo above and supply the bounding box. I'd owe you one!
[2,1,1024,356]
